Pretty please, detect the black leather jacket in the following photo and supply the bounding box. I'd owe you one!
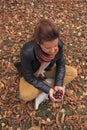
[20,40,65,94]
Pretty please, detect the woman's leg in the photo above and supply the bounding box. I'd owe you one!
[19,77,48,110]
[19,77,41,101]
[19,65,77,102]
[44,65,77,86]
[63,65,77,86]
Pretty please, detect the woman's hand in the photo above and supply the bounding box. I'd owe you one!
[48,86,65,102]
[48,88,56,101]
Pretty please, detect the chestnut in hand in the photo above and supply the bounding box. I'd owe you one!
[53,90,63,100]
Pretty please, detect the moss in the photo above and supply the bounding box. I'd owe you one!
[35,102,55,120]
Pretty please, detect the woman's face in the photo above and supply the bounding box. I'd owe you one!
[40,38,59,55]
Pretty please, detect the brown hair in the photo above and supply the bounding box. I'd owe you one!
[34,19,59,44]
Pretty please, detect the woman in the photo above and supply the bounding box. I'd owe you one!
[15,19,77,110]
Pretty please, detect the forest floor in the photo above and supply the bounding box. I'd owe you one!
[0,0,87,130]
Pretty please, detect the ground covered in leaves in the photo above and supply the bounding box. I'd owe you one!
[0,0,87,130]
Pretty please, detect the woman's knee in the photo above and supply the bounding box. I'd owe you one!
[19,77,40,101]
[71,67,77,78]
[66,65,77,78]
[19,90,40,101]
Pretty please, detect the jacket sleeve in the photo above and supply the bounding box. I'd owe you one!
[20,47,50,94]
[54,40,65,86]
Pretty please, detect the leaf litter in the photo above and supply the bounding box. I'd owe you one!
[0,0,87,129]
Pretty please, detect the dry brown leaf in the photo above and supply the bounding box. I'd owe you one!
[61,113,65,123]
[0,0,86,129]
[28,126,41,130]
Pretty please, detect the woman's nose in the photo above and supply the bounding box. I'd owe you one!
[51,48,55,53]
[51,47,57,53]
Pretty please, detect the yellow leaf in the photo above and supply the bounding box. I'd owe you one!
[83,92,87,96]
[0,82,5,89]
[1,123,5,127]
[60,109,66,113]
[46,118,51,122]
